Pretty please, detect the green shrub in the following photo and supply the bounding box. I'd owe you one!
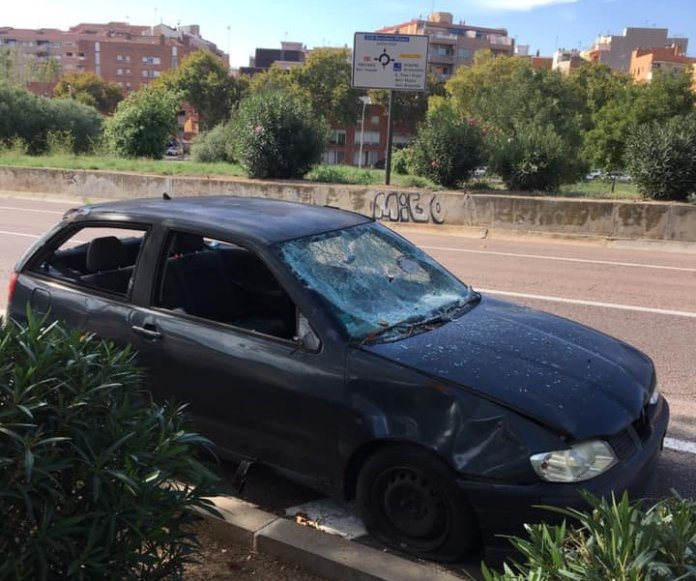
[487,124,581,193]
[0,313,218,579]
[191,122,234,163]
[625,114,696,201]
[482,492,696,581]
[0,82,101,154]
[104,85,181,158]
[306,164,374,185]
[230,89,328,179]
[410,104,485,189]
[392,146,415,175]
[46,129,76,155]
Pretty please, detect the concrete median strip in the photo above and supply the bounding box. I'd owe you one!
[199,494,464,581]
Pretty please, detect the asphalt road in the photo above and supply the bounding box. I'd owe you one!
[1,193,694,576]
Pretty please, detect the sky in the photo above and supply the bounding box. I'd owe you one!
[3,0,695,68]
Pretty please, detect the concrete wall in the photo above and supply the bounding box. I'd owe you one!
[1,166,695,243]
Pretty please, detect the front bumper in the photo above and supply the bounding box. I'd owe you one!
[459,397,670,548]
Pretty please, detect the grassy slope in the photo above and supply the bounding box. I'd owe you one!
[0,154,641,199]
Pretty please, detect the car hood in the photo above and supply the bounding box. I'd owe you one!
[360,296,653,439]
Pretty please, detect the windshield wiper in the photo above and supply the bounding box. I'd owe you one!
[358,289,482,345]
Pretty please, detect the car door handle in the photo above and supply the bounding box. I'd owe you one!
[131,325,162,340]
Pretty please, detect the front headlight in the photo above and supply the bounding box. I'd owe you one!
[649,384,660,405]
[530,440,617,483]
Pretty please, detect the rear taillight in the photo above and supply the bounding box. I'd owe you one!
[7,272,18,306]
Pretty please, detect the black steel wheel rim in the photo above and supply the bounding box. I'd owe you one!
[372,465,450,548]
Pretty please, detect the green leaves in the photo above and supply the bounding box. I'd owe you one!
[230,89,328,179]
[104,84,181,159]
[481,492,696,580]
[410,102,485,189]
[0,312,219,579]
[0,81,102,155]
[626,113,696,201]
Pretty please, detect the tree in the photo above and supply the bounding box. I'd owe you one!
[626,113,696,201]
[488,122,577,192]
[230,89,327,179]
[104,84,181,158]
[54,72,123,115]
[584,69,696,172]
[0,47,60,86]
[0,81,101,154]
[290,47,362,125]
[446,51,585,153]
[246,64,294,95]
[410,102,485,188]
[157,50,246,130]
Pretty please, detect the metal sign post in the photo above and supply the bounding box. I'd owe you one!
[352,33,429,186]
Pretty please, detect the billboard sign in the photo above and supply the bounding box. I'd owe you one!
[352,33,429,91]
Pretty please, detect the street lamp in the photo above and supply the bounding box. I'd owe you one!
[358,95,371,168]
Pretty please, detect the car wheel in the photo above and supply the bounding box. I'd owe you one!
[356,445,478,561]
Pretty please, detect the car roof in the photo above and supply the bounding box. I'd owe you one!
[69,196,373,244]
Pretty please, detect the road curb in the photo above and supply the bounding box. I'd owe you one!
[198,494,467,581]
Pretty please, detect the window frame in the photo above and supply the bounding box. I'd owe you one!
[26,221,151,301]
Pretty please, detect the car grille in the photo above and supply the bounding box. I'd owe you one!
[606,403,656,461]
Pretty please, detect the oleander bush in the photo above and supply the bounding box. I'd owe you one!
[230,89,327,179]
[410,103,485,188]
[0,312,219,580]
[487,123,581,193]
[625,114,696,201]
[191,122,235,163]
[482,492,696,581]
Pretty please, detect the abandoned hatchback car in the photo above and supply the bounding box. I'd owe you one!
[8,196,669,561]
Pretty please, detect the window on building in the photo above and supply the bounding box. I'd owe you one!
[432,45,454,57]
[117,68,123,75]
[457,48,471,59]
[329,130,346,146]
[142,56,162,65]
[321,150,345,165]
[370,115,380,125]
[359,131,380,146]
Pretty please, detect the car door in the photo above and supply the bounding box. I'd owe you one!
[127,230,348,486]
[11,222,151,350]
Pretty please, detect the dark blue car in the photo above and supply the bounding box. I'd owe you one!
[7,196,669,561]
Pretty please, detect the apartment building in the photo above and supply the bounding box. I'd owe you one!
[239,41,307,76]
[630,46,696,86]
[0,22,227,92]
[322,102,413,168]
[588,27,688,73]
[377,12,514,81]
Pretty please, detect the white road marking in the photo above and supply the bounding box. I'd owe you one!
[0,205,65,215]
[664,437,696,455]
[0,229,40,239]
[423,246,696,273]
[479,288,696,319]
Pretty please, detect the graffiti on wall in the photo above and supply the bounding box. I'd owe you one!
[62,171,77,185]
[373,192,445,224]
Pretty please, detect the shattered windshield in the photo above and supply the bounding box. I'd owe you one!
[278,223,476,342]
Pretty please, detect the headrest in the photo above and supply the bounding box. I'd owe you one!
[172,233,205,255]
[86,236,127,272]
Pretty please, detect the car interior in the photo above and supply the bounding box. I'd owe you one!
[157,232,297,340]
[35,228,298,342]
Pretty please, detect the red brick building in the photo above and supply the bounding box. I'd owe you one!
[0,22,226,93]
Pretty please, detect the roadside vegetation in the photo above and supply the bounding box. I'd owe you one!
[1,47,695,200]
[0,313,219,579]
[482,492,696,580]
